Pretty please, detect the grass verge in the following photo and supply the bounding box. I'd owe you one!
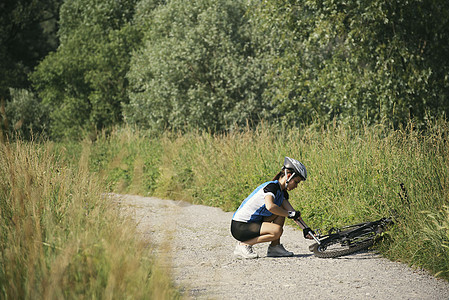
[0,139,180,299]
[79,120,449,281]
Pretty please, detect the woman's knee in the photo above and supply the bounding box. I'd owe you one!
[261,223,284,239]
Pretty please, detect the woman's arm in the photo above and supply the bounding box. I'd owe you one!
[264,195,289,217]
[281,199,308,229]
[282,199,314,239]
[265,196,313,238]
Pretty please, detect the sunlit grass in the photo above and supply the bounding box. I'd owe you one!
[0,139,180,299]
[80,120,449,281]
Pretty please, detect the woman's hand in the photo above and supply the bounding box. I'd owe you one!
[303,228,315,239]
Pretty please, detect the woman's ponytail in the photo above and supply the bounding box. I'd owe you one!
[272,171,283,181]
[272,168,294,181]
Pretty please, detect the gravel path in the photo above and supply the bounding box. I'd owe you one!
[116,194,449,300]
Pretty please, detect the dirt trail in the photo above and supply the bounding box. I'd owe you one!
[116,194,449,300]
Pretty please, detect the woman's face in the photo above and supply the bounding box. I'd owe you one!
[286,176,302,191]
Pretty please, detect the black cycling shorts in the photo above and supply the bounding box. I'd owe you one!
[231,220,262,242]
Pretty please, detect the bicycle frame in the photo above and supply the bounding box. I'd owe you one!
[318,218,391,246]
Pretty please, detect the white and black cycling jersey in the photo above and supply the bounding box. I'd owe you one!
[232,180,289,223]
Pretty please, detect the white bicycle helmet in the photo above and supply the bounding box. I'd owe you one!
[283,156,307,188]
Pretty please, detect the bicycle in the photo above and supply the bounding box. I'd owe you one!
[301,184,409,258]
[303,217,393,258]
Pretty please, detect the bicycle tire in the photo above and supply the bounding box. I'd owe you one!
[312,224,377,258]
[311,238,374,258]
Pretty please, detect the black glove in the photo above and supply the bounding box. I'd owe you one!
[303,227,315,238]
[287,210,301,220]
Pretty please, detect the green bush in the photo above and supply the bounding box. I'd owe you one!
[5,88,49,139]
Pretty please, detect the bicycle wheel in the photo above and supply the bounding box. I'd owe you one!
[311,227,377,258]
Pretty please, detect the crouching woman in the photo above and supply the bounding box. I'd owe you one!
[231,157,314,259]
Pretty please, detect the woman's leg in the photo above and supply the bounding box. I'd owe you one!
[242,215,285,246]
[265,214,285,246]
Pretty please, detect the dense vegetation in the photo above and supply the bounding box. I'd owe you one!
[0,0,60,100]
[0,140,180,299]
[51,120,448,280]
[1,0,448,138]
[1,0,449,296]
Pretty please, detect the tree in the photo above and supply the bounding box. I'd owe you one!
[255,0,449,127]
[31,0,141,139]
[0,0,60,99]
[0,0,60,138]
[124,0,270,132]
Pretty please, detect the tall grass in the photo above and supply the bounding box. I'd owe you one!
[83,120,449,281]
[0,139,180,299]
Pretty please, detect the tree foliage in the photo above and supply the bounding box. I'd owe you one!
[17,0,449,138]
[0,0,60,138]
[4,88,48,139]
[124,0,269,132]
[31,0,140,139]
[256,0,449,127]
[0,0,61,99]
